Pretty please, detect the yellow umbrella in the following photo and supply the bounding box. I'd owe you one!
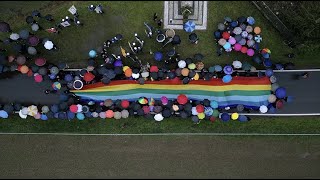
[193,73,199,80]
[120,46,127,57]
[27,105,38,116]
[231,113,239,120]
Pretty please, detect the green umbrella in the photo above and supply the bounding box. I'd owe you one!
[242,62,252,71]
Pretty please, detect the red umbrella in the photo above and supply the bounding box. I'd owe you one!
[83,72,95,82]
[241,46,248,54]
[27,69,33,77]
[150,65,159,73]
[196,104,204,113]
[69,105,78,113]
[121,100,130,109]
[34,74,43,83]
[276,100,284,109]
[35,57,46,66]
[177,94,188,105]
[222,32,230,39]
[28,36,39,46]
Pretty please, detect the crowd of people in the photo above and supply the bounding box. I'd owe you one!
[0,7,297,123]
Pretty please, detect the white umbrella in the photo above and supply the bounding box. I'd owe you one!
[27,105,38,116]
[27,46,37,55]
[232,60,242,69]
[178,60,186,68]
[154,113,164,121]
[21,107,29,115]
[268,94,277,103]
[10,33,20,40]
[76,104,83,113]
[19,110,27,119]
[31,23,39,31]
[44,40,54,50]
[259,105,268,113]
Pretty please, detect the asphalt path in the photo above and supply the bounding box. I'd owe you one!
[0,71,319,114]
[0,135,319,179]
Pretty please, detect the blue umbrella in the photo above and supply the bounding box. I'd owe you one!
[262,53,270,59]
[210,101,218,108]
[19,29,30,40]
[208,66,215,73]
[67,111,75,120]
[265,69,274,77]
[50,104,59,113]
[222,75,232,83]
[268,106,276,113]
[253,56,262,64]
[85,112,92,118]
[275,87,286,99]
[64,74,73,82]
[247,16,255,25]
[59,94,69,102]
[40,114,48,121]
[286,96,294,103]
[214,65,222,72]
[0,110,8,118]
[223,65,233,75]
[89,50,97,58]
[154,51,163,61]
[230,21,238,27]
[76,113,85,120]
[221,113,230,122]
[275,63,284,70]
[223,42,231,50]
[184,20,196,33]
[263,59,272,68]
[54,112,59,119]
[167,49,176,57]
[214,31,221,39]
[238,115,248,122]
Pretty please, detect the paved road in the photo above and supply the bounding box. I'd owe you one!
[0,72,64,105]
[0,71,319,114]
[0,135,319,179]
[272,71,320,114]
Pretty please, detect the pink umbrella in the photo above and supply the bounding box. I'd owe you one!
[247,48,255,56]
[234,43,242,51]
[34,73,43,83]
[35,57,46,66]
[228,37,236,45]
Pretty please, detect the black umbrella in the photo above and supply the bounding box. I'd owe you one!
[0,54,6,65]
[104,69,116,79]
[180,111,188,119]
[0,22,11,32]
[32,10,41,17]
[101,77,111,84]
[26,16,35,24]
[38,67,48,76]
[59,102,68,111]
[45,14,53,21]
[189,33,198,43]
[194,53,204,61]
[137,77,145,85]
[150,72,158,80]
[238,16,247,24]
[114,66,123,75]
[172,35,181,45]
[137,109,144,116]
[168,71,176,79]
[188,70,196,78]
[185,58,193,65]
[31,64,39,73]
[13,103,22,111]
[182,77,190,84]
[162,109,171,118]
[12,44,22,53]
[183,103,192,112]
[3,104,14,114]
[203,99,210,107]
[115,34,123,41]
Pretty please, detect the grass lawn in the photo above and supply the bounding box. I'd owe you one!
[0,1,320,134]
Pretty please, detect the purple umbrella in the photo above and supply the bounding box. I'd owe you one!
[239,38,246,45]
[246,48,255,56]
[223,65,233,75]
[28,36,39,46]
[228,37,236,45]
[0,22,11,32]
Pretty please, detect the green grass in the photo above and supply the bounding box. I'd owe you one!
[0,1,319,68]
[0,115,320,134]
[1,1,320,134]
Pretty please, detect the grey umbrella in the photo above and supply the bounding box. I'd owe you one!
[16,55,26,65]
[27,46,37,55]
[38,67,48,76]
[19,29,30,40]
[218,23,225,31]
[31,23,39,31]
[26,16,34,24]
[236,104,244,112]
[233,27,242,35]
[239,23,246,30]
[246,26,253,33]
[224,16,232,23]
[194,53,204,61]
[247,39,255,47]
[50,66,59,75]
[0,22,11,32]
[271,83,279,92]
[239,38,246,45]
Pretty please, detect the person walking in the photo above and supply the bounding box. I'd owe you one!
[157,19,163,28]
[153,13,158,22]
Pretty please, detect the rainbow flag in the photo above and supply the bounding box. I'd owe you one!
[71,77,271,108]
